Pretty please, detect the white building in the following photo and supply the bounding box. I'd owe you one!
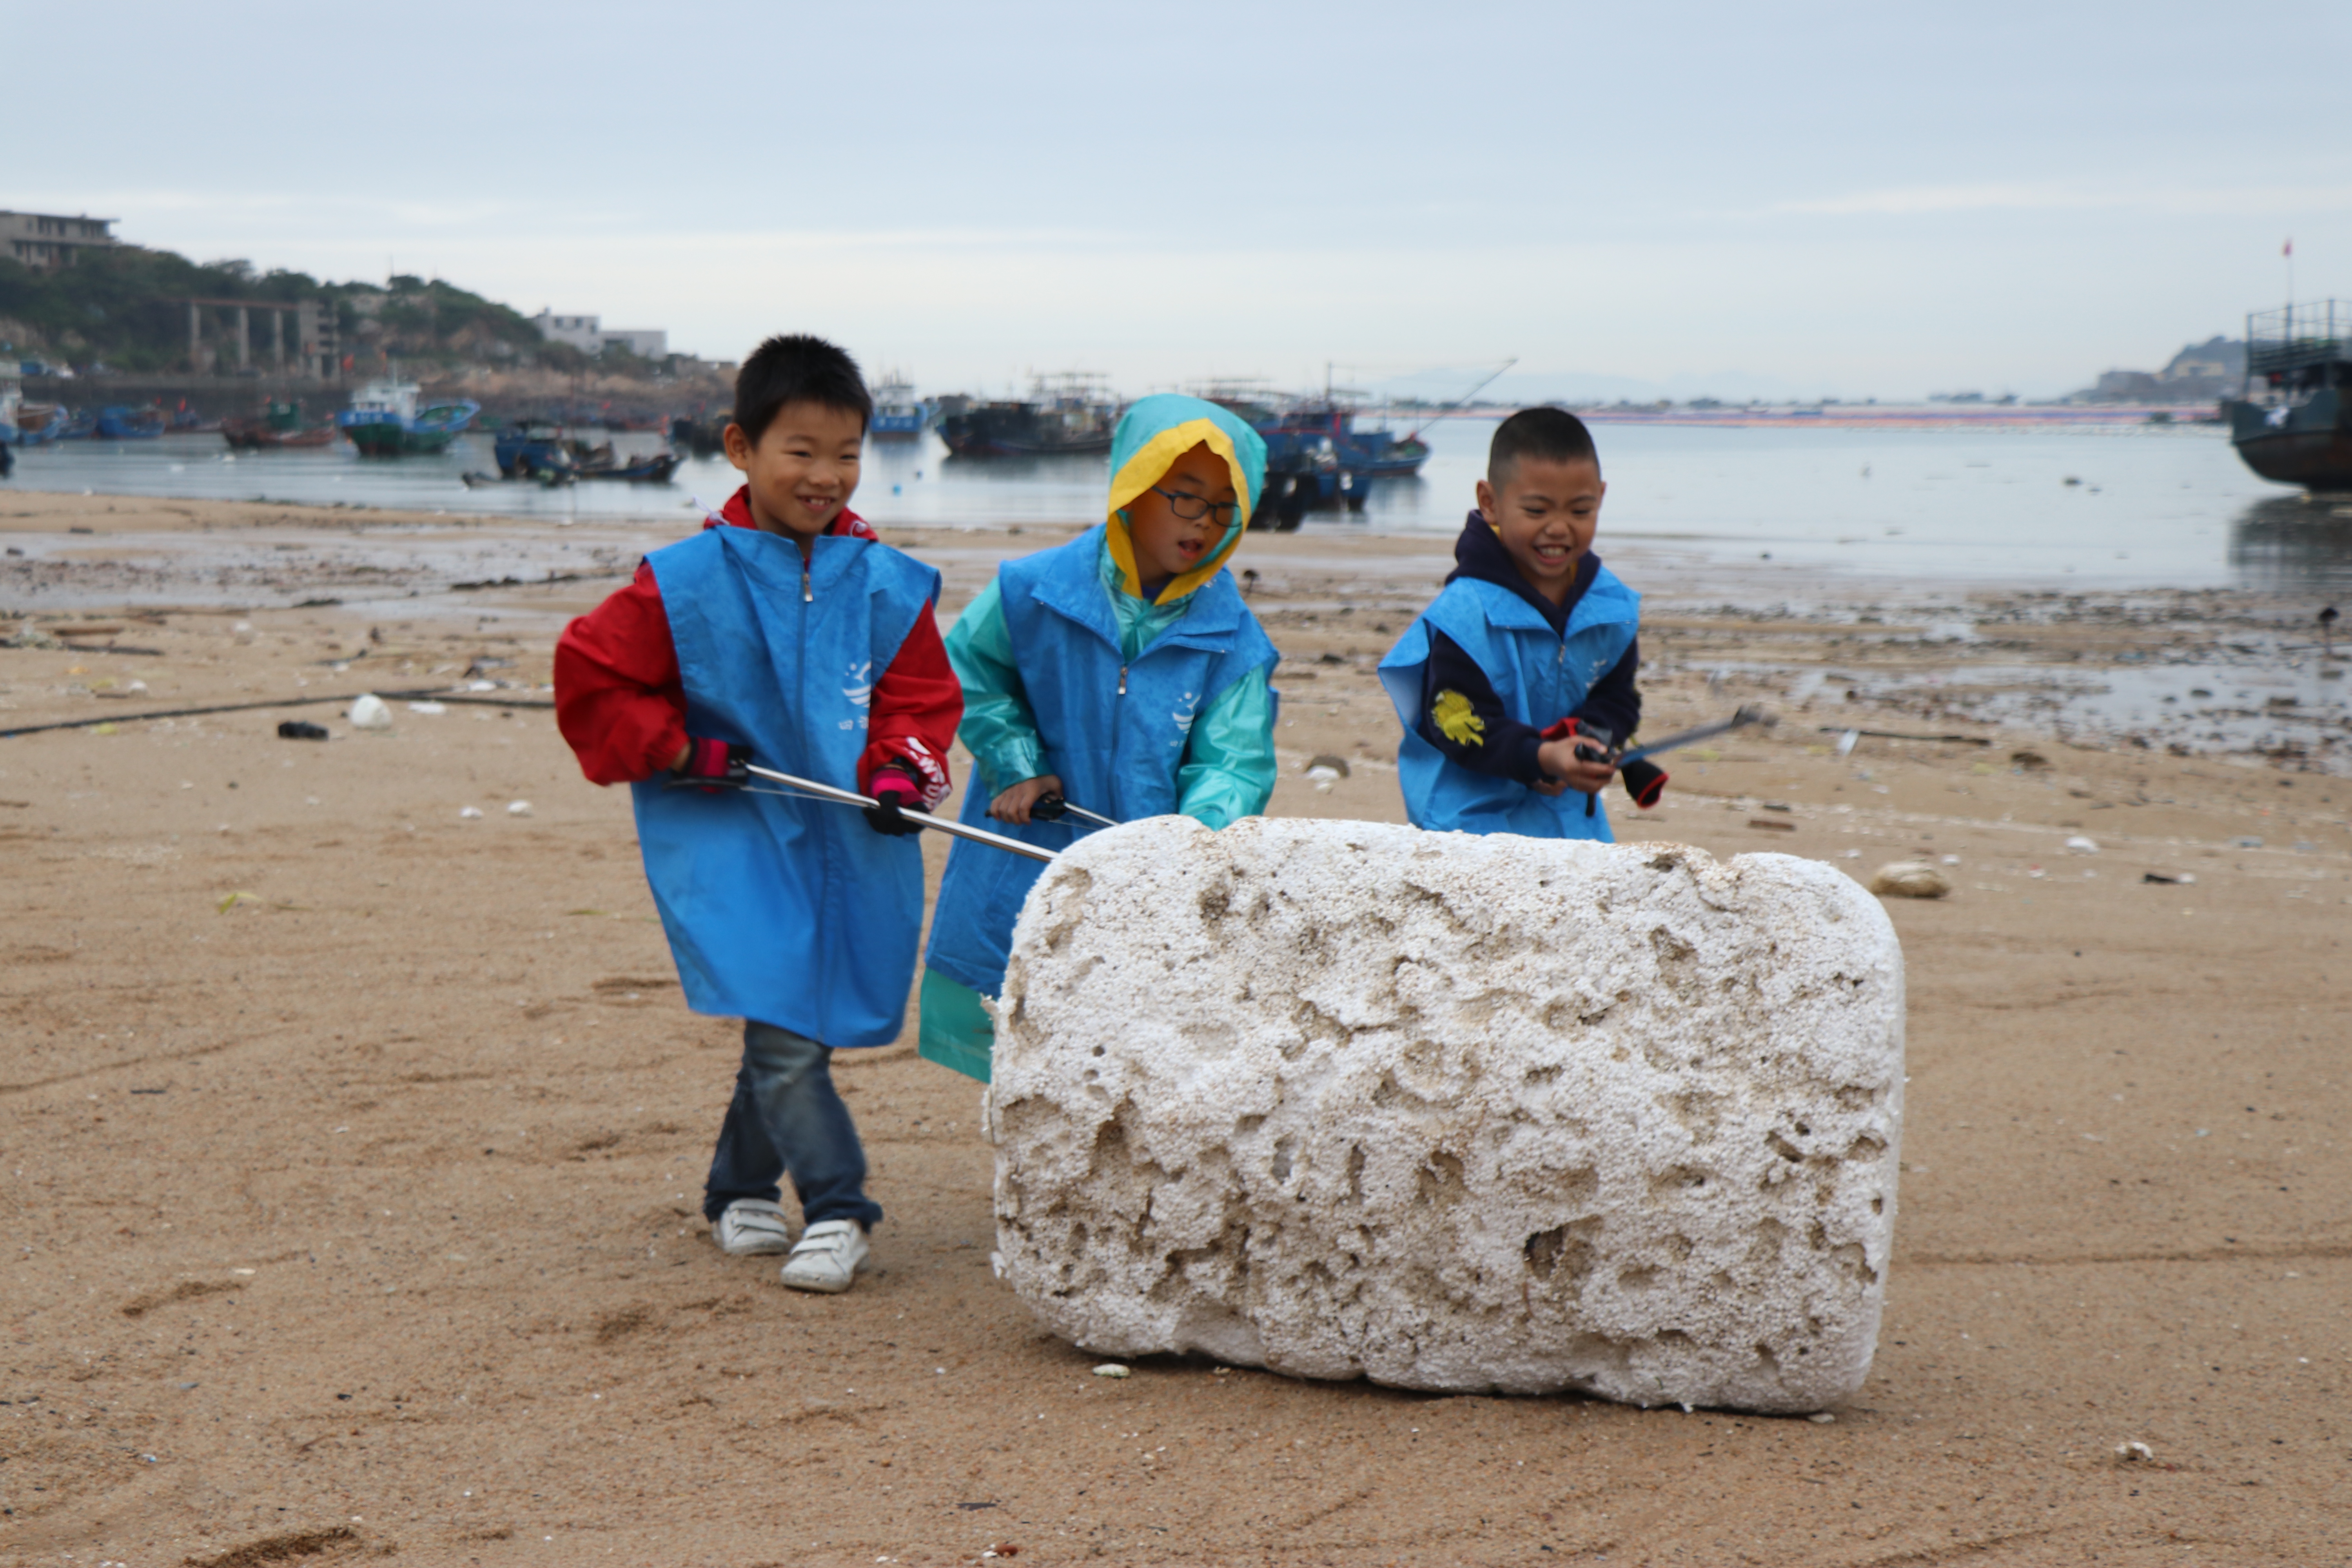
[599,328,667,359]
[531,310,667,360]
[1,211,117,269]
[531,310,603,353]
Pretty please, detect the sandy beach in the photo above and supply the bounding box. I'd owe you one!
[4,492,2349,1566]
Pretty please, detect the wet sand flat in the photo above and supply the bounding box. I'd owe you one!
[3,493,2350,1565]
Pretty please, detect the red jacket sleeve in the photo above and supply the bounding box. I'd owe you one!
[553,563,689,786]
[858,604,961,808]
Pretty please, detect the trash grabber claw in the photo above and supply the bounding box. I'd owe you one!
[1615,705,1775,768]
[1033,793,1121,829]
[742,764,1058,864]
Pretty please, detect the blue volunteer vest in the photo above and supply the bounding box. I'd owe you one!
[924,526,1279,999]
[1377,567,1640,840]
[631,525,942,1046]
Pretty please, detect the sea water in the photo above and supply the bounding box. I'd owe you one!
[8,416,2348,592]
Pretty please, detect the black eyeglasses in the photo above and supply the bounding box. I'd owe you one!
[1150,485,1239,523]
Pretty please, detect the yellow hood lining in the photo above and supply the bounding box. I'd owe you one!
[1103,418,1255,604]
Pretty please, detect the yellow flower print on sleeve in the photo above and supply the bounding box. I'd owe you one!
[1432,688,1485,747]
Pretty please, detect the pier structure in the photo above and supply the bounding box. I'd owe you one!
[176,298,339,380]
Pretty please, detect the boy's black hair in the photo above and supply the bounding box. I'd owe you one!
[731,334,873,443]
[1488,406,1598,485]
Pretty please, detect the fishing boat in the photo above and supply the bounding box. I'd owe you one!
[937,374,1118,457]
[2225,300,2352,490]
[493,421,579,478]
[94,406,167,439]
[576,449,681,483]
[669,413,730,457]
[336,380,481,456]
[869,374,929,439]
[223,399,334,451]
[1212,397,1430,527]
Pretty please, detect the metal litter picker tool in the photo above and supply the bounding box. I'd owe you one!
[1033,794,1121,829]
[742,765,1059,864]
[1615,704,1776,768]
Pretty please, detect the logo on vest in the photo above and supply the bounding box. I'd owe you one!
[839,660,874,731]
[1171,690,1200,744]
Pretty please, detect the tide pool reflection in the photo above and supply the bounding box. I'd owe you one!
[2228,495,2352,592]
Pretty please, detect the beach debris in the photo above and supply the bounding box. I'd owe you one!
[1868,861,1952,899]
[459,806,484,819]
[991,820,1903,1414]
[2232,836,2263,849]
[2064,836,2100,854]
[406,701,447,716]
[1303,753,1350,791]
[1939,854,1960,865]
[2010,750,2050,771]
[1835,730,1860,757]
[1807,1412,1837,1424]
[348,694,392,730]
[506,800,534,817]
[1818,727,1989,747]
[277,721,330,742]
[2116,1440,2154,1463]
[2,624,63,650]
[1748,818,1797,832]
[1091,1364,1130,1379]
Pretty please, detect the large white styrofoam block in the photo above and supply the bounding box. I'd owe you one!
[986,817,1904,1414]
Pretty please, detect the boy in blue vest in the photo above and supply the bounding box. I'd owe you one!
[553,334,962,1293]
[1377,407,1664,838]
[917,394,1279,1082]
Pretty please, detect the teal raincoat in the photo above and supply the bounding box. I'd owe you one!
[920,394,1280,1080]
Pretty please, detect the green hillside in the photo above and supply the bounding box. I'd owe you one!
[0,247,583,374]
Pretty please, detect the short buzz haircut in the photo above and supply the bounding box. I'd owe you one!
[1488,406,1599,485]
[731,334,873,444]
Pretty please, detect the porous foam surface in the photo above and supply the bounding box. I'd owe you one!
[985,817,1904,1413]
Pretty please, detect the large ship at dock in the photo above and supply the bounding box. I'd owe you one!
[2223,300,2352,491]
[936,373,1118,457]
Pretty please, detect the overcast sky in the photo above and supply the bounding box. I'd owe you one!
[15,1,2349,399]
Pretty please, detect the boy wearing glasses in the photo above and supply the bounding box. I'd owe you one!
[916,394,1279,1082]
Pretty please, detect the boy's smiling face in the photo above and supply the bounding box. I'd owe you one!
[724,399,866,541]
[1123,442,1235,592]
[1476,454,1605,604]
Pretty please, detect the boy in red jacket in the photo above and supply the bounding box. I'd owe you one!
[554,334,960,1294]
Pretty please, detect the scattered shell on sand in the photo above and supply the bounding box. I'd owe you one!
[1868,861,1952,899]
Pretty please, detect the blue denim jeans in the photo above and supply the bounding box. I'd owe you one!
[702,1021,882,1231]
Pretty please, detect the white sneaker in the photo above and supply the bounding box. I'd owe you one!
[709,1198,793,1256]
[779,1219,869,1294]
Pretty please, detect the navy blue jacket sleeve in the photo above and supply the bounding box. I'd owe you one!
[1416,630,1548,786]
[1569,633,1642,748]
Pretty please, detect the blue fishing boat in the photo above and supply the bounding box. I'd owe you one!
[337,380,481,456]
[94,406,167,439]
[869,375,929,440]
[494,421,579,478]
[1214,398,1428,528]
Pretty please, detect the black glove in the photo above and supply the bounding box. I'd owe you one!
[1621,759,1668,809]
[862,766,929,837]
[666,736,751,792]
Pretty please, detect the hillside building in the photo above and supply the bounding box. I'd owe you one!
[2,211,118,270]
[531,310,667,360]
